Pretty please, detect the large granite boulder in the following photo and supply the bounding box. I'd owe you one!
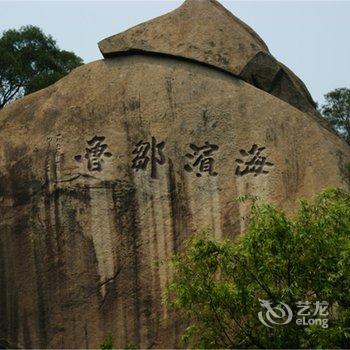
[0,0,349,348]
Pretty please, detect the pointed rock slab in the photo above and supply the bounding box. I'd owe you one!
[99,0,269,74]
[99,0,319,119]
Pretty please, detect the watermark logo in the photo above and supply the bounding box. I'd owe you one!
[258,299,329,328]
[258,299,293,328]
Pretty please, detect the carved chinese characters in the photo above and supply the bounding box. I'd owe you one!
[75,136,112,171]
[132,137,166,179]
[235,144,274,177]
[184,142,219,177]
[74,136,273,179]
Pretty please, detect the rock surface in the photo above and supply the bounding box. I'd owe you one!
[99,0,319,119]
[0,1,349,349]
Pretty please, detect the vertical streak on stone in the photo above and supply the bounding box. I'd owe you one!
[120,290,127,347]
[45,137,64,292]
[208,176,223,239]
[146,178,165,341]
[156,176,173,322]
[54,134,63,253]
[121,80,142,347]
[84,323,89,349]
[136,175,153,347]
[0,237,8,340]
[167,159,179,253]
[45,157,55,245]
[89,187,115,297]
[166,159,193,346]
[134,172,162,346]
[3,219,18,346]
[9,286,19,346]
[164,74,180,331]
[32,239,47,348]
[22,309,32,349]
[54,134,62,181]
[127,185,141,347]
[236,179,248,234]
[44,151,66,349]
[159,181,171,321]
[49,141,66,344]
[186,175,195,230]
[0,219,8,338]
[110,186,125,347]
[149,186,166,318]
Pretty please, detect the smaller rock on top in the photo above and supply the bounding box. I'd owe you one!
[98,0,319,120]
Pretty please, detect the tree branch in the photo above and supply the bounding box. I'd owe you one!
[208,294,234,348]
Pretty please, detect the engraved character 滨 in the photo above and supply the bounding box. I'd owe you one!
[235,144,273,176]
[75,136,112,172]
[132,136,166,179]
[184,142,219,177]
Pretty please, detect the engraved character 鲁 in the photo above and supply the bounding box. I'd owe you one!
[75,136,112,172]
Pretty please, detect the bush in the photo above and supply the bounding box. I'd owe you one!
[100,335,114,350]
[166,188,350,348]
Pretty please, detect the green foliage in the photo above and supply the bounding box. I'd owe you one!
[124,341,137,349]
[166,188,350,348]
[100,335,114,350]
[321,88,350,144]
[0,25,83,108]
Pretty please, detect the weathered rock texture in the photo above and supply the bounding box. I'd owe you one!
[0,0,349,349]
[99,0,320,120]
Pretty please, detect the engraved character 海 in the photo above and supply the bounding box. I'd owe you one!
[235,144,273,176]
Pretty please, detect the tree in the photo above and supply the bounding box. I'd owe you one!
[0,25,83,109]
[166,188,350,349]
[321,88,350,144]
[99,335,114,350]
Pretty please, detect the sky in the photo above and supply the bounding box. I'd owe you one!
[1,0,349,105]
